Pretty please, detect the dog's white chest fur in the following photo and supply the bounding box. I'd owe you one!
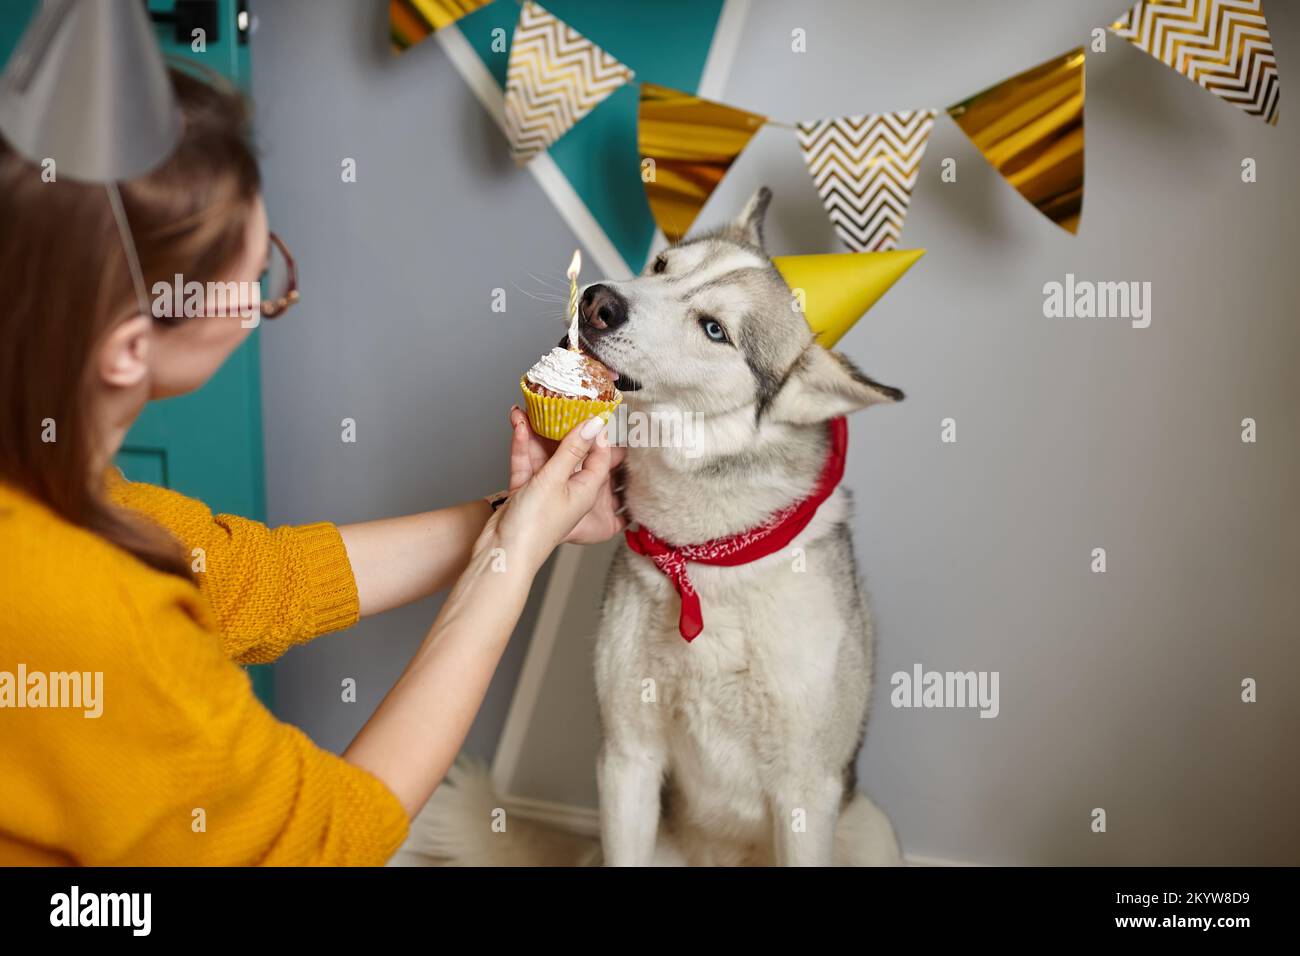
[642,556,848,822]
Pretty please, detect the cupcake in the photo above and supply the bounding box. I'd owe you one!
[520,345,622,440]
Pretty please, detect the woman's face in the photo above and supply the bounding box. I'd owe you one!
[147,194,270,400]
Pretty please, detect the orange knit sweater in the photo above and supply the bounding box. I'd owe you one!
[0,475,409,865]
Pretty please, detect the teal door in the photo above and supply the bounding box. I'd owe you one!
[1,0,272,704]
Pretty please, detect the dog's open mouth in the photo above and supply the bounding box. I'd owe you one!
[556,334,642,391]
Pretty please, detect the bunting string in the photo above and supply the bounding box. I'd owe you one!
[392,0,1282,260]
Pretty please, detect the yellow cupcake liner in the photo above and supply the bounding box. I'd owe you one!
[519,376,622,440]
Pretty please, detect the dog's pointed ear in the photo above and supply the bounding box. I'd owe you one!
[766,346,903,425]
[724,186,772,250]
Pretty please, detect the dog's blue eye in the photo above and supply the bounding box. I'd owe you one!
[699,317,728,343]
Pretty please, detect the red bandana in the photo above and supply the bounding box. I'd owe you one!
[625,417,849,642]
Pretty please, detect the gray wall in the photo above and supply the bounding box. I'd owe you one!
[251,0,569,760]
[253,0,1300,864]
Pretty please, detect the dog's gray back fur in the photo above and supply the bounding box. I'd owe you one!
[585,188,902,866]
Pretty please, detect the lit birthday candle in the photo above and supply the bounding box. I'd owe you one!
[517,246,622,440]
[566,249,582,350]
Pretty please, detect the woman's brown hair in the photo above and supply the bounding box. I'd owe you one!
[0,68,261,577]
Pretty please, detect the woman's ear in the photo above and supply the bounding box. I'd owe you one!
[766,345,903,425]
[97,314,152,389]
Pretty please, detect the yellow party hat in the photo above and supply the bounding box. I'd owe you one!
[771,250,925,348]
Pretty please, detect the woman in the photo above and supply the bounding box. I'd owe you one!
[0,70,623,864]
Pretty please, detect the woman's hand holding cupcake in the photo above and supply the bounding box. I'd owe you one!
[486,409,623,571]
[508,405,627,546]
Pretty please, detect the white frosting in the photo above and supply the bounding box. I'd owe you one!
[526,346,601,399]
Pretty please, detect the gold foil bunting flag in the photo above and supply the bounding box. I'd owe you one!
[947,48,1086,234]
[639,83,767,242]
[390,0,493,53]
[1112,0,1279,126]
[504,1,634,165]
[797,110,936,252]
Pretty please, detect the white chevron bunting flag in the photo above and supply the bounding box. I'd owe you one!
[503,1,634,165]
[796,110,936,252]
[1112,0,1279,125]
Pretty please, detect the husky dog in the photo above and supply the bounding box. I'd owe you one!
[400,188,902,867]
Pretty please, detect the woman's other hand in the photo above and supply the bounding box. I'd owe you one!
[507,406,626,547]
[492,409,623,569]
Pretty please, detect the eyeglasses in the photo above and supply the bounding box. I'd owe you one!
[258,231,300,319]
[191,230,300,321]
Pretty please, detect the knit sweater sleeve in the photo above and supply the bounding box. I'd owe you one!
[106,474,359,664]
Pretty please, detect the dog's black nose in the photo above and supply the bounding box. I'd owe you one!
[580,283,628,332]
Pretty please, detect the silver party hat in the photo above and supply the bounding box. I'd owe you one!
[0,0,181,182]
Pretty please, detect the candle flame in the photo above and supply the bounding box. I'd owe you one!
[567,249,581,280]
